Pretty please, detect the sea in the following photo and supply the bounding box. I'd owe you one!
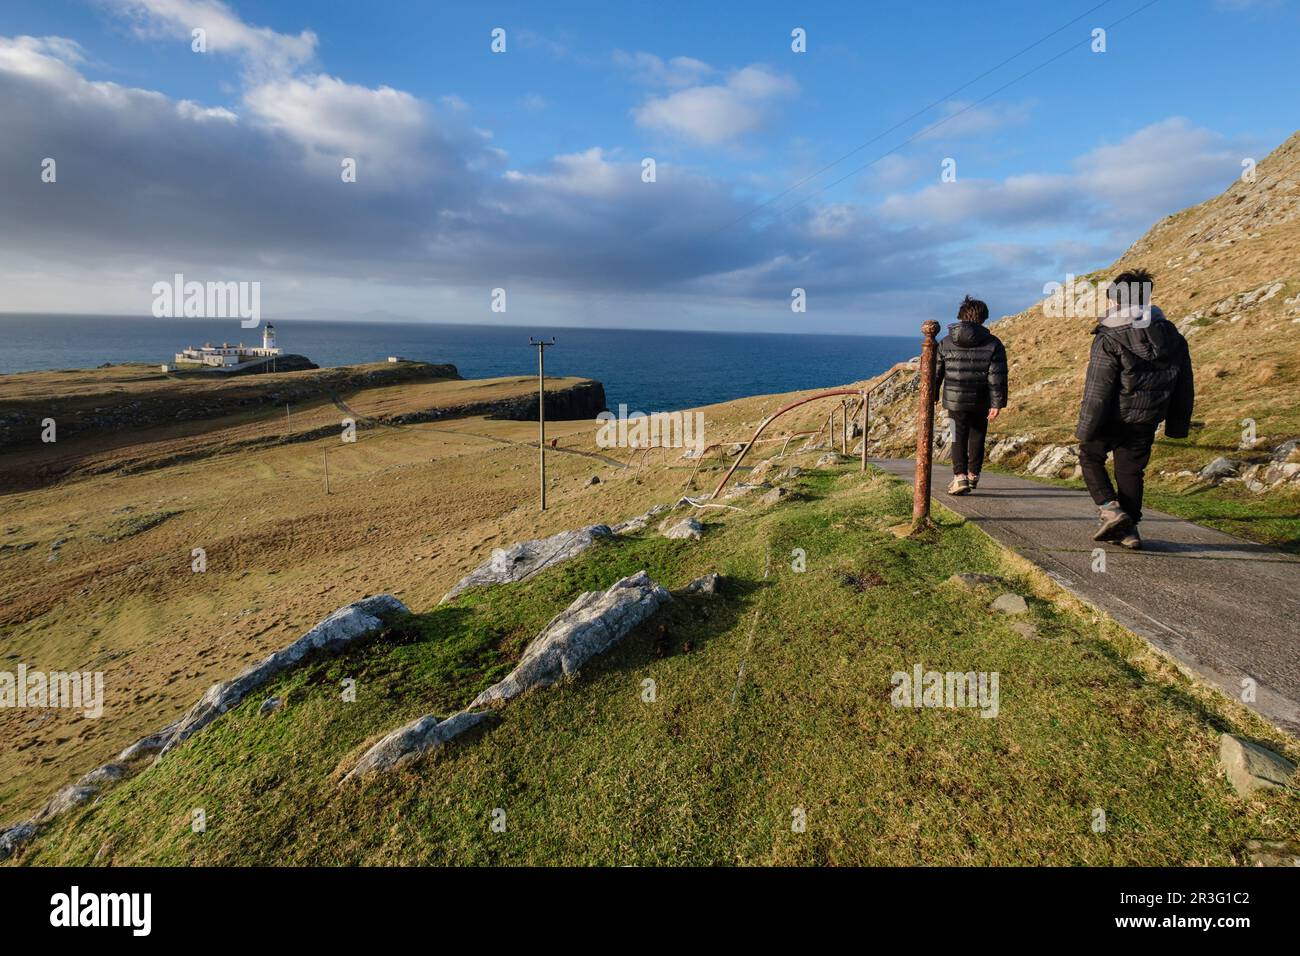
[0,314,918,413]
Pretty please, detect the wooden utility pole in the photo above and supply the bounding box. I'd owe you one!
[529,337,556,511]
[323,448,330,495]
[912,320,941,531]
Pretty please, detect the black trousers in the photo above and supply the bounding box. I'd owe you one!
[1078,421,1157,522]
[949,409,988,475]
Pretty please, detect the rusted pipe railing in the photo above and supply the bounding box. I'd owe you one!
[711,388,867,499]
[912,321,941,530]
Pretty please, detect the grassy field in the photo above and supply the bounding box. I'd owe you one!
[16,463,1300,866]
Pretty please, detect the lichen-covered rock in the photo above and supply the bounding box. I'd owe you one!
[0,821,36,861]
[443,526,613,601]
[468,571,671,709]
[345,710,493,779]
[159,594,407,757]
[662,517,704,540]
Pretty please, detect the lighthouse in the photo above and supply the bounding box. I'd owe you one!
[262,323,277,350]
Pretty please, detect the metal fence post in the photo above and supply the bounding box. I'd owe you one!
[912,320,940,530]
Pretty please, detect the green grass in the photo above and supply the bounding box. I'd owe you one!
[15,466,1300,865]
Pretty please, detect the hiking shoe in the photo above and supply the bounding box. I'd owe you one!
[1092,502,1134,542]
[947,476,972,495]
[1118,527,1142,550]
[968,473,980,491]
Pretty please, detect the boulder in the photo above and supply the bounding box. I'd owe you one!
[774,466,802,482]
[987,434,1034,463]
[684,572,722,597]
[1199,457,1241,482]
[0,821,36,861]
[815,453,842,467]
[160,594,407,757]
[759,486,790,506]
[345,710,494,779]
[259,696,283,716]
[443,526,613,601]
[1218,734,1297,797]
[118,722,180,761]
[990,593,1029,615]
[1025,444,1079,479]
[469,571,671,709]
[76,763,128,788]
[663,517,704,540]
[39,784,97,822]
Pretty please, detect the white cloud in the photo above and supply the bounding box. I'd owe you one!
[104,0,317,78]
[632,65,797,147]
[612,50,713,87]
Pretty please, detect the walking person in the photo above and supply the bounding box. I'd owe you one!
[934,296,1008,495]
[1076,269,1194,549]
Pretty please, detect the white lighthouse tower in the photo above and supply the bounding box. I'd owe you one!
[262,323,277,351]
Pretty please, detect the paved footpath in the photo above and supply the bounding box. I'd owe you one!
[874,459,1300,736]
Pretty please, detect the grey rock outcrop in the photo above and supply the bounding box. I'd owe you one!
[1200,457,1241,482]
[1025,444,1080,479]
[443,525,613,601]
[0,821,36,861]
[662,517,704,540]
[759,486,790,506]
[612,504,668,535]
[159,594,407,756]
[987,434,1034,464]
[1218,734,1297,797]
[345,710,494,779]
[468,571,671,709]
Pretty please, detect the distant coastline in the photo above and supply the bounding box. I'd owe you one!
[0,313,918,412]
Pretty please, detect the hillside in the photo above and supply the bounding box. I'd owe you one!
[9,456,1300,865]
[863,130,1300,549]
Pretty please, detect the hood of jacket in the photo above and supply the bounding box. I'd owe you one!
[1094,304,1177,361]
[946,321,993,348]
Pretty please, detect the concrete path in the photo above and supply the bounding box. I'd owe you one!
[874,459,1300,736]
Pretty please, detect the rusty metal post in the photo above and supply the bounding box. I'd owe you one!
[860,387,868,472]
[912,320,941,530]
[840,401,848,454]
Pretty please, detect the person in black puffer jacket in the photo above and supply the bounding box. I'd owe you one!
[934,296,1008,495]
[1076,268,1194,550]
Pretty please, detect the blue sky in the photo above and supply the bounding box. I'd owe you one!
[1,0,1296,333]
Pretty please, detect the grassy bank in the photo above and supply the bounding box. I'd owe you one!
[15,463,1299,866]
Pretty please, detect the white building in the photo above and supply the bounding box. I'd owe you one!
[175,324,282,368]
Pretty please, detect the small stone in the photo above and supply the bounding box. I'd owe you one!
[947,572,1004,590]
[1218,734,1297,797]
[815,453,842,467]
[1009,621,1038,639]
[585,475,601,486]
[259,696,283,716]
[0,821,37,861]
[759,486,790,506]
[990,593,1029,615]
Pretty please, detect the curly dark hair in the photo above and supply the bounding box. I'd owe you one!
[957,295,989,324]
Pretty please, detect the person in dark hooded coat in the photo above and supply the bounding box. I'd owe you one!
[1076,268,1194,549]
[934,296,1008,495]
